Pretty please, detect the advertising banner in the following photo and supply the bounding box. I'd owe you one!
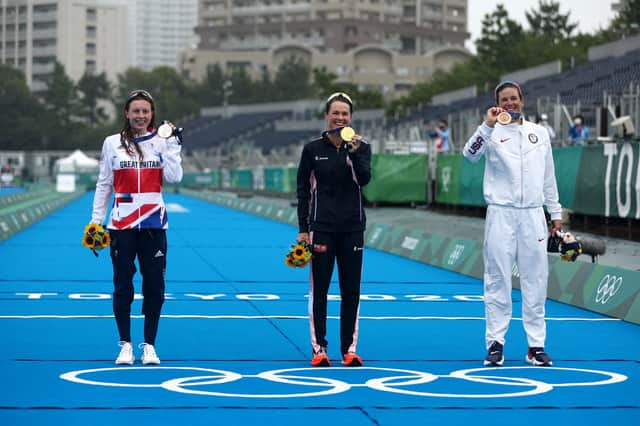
[459,156,486,207]
[435,155,462,204]
[364,154,428,203]
[573,142,640,218]
[551,146,582,209]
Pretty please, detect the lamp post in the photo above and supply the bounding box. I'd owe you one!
[223,80,233,118]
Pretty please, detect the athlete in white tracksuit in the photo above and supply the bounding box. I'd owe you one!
[463,81,562,367]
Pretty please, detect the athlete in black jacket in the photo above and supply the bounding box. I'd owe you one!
[296,92,372,367]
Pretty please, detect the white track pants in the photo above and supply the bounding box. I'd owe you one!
[483,205,549,349]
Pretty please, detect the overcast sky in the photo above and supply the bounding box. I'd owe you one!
[466,0,618,52]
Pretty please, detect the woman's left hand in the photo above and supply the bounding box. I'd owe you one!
[348,134,363,152]
[165,121,177,133]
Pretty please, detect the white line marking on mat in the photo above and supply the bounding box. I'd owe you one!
[0,315,620,321]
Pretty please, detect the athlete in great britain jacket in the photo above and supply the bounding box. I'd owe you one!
[91,131,183,230]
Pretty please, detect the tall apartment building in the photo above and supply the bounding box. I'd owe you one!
[197,0,467,54]
[0,0,199,92]
[102,0,199,71]
[183,0,470,97]
[0,0,128,91]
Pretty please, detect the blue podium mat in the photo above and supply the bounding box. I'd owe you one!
[1,192,638,425]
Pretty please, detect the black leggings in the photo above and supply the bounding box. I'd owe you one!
[309,230,364,355]
[109,229,167,345]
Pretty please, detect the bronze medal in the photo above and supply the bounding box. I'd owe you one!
[497,111,512,125]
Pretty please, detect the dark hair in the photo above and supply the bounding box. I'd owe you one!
[325,92,353,114]
[494,80,523,104]
[120,90,156,159]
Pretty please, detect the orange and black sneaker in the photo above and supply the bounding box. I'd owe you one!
[311,347,330,367]
[342,352,363,367]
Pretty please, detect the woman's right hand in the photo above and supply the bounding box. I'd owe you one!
[297,232,310,244]
[485,107,504,128]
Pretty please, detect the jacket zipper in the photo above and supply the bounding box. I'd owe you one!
[520,129,524,206]
[137,149,141,229]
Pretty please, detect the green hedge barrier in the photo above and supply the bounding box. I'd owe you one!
[0,190,84,242]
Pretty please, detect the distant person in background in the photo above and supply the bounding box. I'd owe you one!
[537,114,556,144]
[90,89,183,365]
[296,92,372,368]
[427,119,451,152]
[0,165,14,186]
[568,114,590,146]
[463,80,562,368]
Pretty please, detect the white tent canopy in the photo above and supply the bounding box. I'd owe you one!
[55,150,99,173]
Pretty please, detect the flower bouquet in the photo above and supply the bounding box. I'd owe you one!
[285,241,312,268]
[82,223,111,257]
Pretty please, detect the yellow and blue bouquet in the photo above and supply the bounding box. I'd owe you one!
[285,241,312,268]
[82,223,110,257]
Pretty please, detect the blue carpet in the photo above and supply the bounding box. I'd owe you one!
[1,192,638,425]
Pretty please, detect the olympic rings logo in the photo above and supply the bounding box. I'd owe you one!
[595,274,623,304]
[59,366,627,399]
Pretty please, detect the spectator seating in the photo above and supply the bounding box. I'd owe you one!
[409,48,640,124]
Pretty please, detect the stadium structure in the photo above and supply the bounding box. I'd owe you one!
[178,35,640,170]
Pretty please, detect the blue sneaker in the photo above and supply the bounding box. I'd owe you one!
[483,341,504,366]
[526,347,552,366]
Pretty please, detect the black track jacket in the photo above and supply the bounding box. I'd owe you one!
[297,134,372,233]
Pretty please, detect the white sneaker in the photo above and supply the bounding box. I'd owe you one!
[115,341,134,365]
[139,343,160,365]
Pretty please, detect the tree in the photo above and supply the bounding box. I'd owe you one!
[76,71,111,126]
[353,89,385,111]
[147,66,200,122]
[310,67,385,111]
[198,64,225,107]
[115,66,200,123]
[312,67,340,98]
[386,0,626,118]
[273,55,313,101]
[475,4,526,72]
[525,0,578,43]
[0,65,47,149]
[41,62,77,129]
[255,67,276,102]
[610,0,640,37]
[227,67,255,105]
[115,67,150,106]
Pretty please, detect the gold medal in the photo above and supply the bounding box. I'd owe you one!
[497,111,512,125]
[340,126,355,141]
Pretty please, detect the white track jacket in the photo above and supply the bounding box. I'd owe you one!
[91,132,183,230]
[463,119,562,220]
